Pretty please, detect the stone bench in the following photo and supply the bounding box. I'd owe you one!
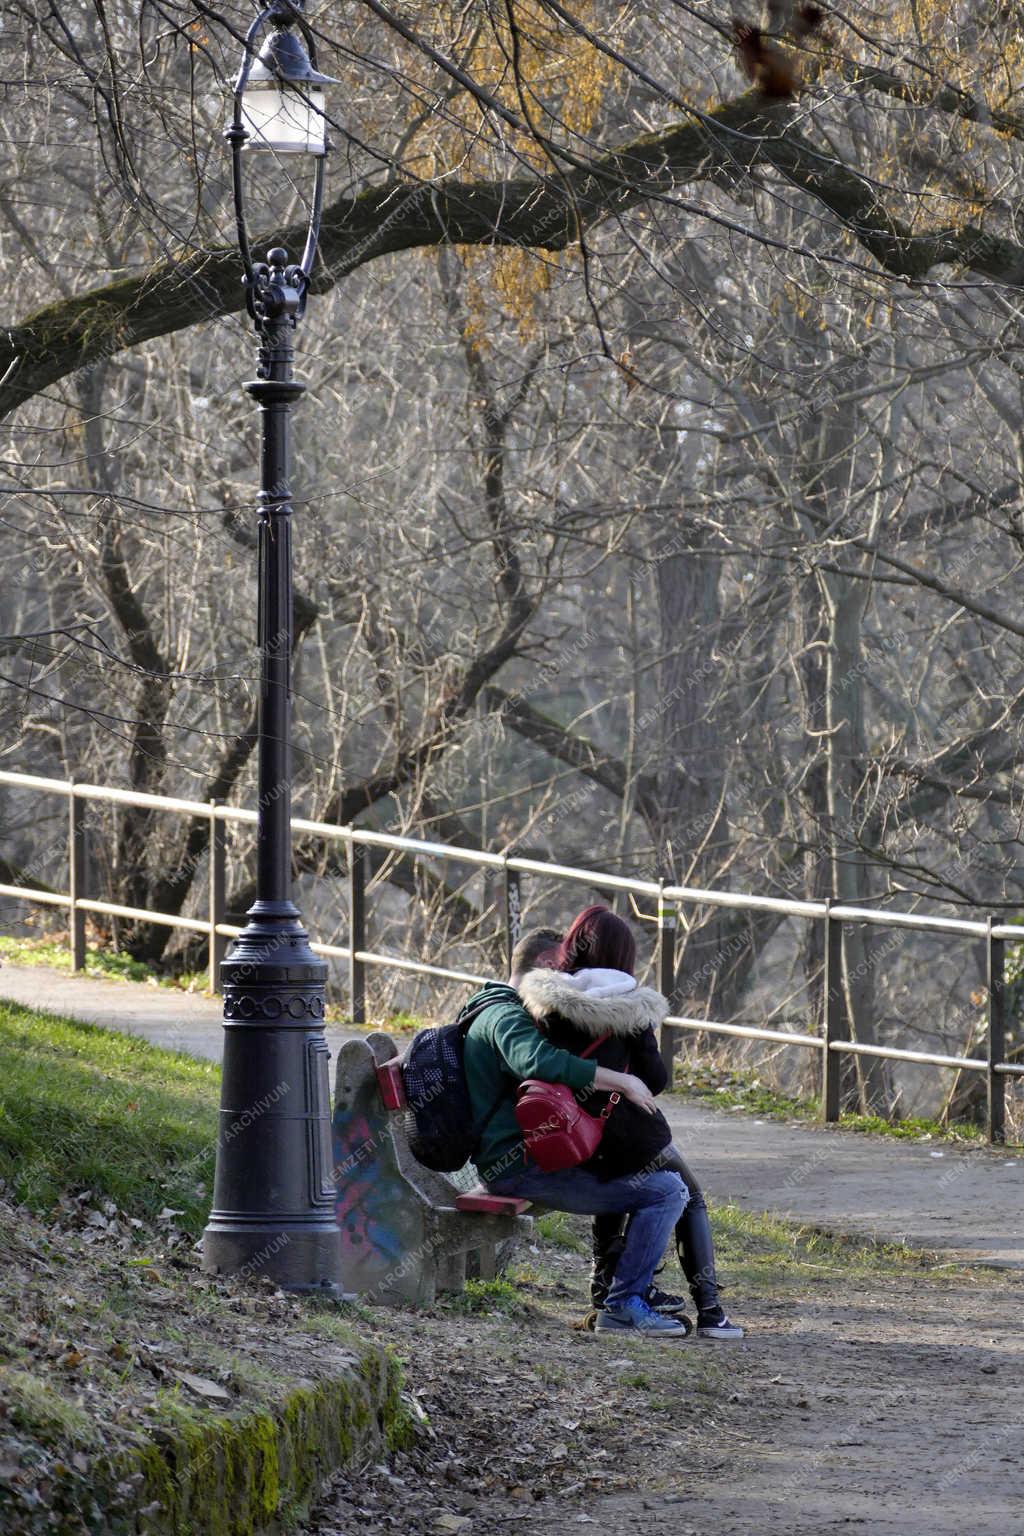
[331,1031,532,1306]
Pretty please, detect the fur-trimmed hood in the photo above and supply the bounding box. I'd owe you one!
[518,967,668,1039]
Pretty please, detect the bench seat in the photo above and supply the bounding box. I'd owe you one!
[453,1191,531,1216]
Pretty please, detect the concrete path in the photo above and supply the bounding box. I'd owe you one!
[0,961,361,1064]
[3,962,1021,1269]
[665,1098,1024,1270]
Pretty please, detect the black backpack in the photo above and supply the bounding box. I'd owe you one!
[402,987,513,1172]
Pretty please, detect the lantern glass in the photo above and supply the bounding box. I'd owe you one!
[240,83,327,154]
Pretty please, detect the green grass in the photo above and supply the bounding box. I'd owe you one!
[0,999,219,1233]
[534,1209,589,1253]
[838,1111,984,1143]
[4,1369,99,1447]
[707,1201,965,1289]
[443,1277,526,1315]
[673,1060,816,1121]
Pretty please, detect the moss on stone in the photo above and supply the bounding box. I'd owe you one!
[119,1346,408,1536]
[1,1347,414,1536]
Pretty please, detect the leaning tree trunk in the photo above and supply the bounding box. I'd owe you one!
[819,564,891,1113]
[653,517,742,1015]
[795,334,892,1115]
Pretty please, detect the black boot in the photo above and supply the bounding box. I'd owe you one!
[590,1213,626,1309]
[674,1188,720,1316]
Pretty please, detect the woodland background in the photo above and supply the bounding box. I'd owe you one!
[2,0,1024,1122]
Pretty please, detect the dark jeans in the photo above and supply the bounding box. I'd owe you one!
[486,1163,688,1308]
[591,1145,720,1314]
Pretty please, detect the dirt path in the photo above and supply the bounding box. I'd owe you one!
[302,1222,1024,1536]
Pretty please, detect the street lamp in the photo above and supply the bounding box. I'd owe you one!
[201,0,343,1292]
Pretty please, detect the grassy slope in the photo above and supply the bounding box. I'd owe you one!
[0,1002,407,1536]
[0,1000,219,1232]
[0,933,209,990]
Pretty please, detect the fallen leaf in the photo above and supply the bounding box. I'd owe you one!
[175,1371,231,1401]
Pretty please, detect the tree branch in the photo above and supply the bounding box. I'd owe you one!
[10,85,1024,420]
[483,684,661,826]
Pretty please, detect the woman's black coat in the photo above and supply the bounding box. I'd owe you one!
[517,968,673,1179]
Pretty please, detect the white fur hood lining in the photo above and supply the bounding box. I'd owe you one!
[518,967,668,1038]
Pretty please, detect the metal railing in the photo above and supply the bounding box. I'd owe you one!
[1,767,1021,1142]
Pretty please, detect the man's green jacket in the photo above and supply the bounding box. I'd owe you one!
[463,982,598,1183]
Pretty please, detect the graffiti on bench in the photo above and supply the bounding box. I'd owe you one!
[331,1032,530,1305]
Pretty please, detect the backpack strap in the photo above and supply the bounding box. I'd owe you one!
[463,991,523,1138]
[579,1032,611,1060]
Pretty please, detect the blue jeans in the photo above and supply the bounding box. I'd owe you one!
[487,1164,688,1308]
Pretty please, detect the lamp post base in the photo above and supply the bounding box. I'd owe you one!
[201,903,344,1292]
[201,1225,346,1294]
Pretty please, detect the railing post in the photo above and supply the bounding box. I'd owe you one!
[504,859,522,972]
[822,900,844,1123]
[68,784,87,971]
[349,839,366,1026]
[657,880,678,1078]
[987,918,1006,1145]
[208,800,227,990]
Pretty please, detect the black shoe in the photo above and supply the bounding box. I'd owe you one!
[696,1307,744,1339]
[646,1283,693,1331]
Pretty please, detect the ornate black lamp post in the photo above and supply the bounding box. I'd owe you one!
[202,0,343,1291]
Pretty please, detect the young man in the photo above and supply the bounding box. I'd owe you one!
[461,928,690,1336]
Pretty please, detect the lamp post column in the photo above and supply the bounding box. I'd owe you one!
[202,247,342,1291]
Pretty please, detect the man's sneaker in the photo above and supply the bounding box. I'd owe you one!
[595,1295,690,1336]
[646,1282,692,1326]
[696,1308,744,1340]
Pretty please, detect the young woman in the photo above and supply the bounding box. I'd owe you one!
[518,904,743,1340]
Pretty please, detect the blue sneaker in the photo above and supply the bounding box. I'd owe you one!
[594,1295,690,1336]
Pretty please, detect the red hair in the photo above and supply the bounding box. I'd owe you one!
[554,904,636,977]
